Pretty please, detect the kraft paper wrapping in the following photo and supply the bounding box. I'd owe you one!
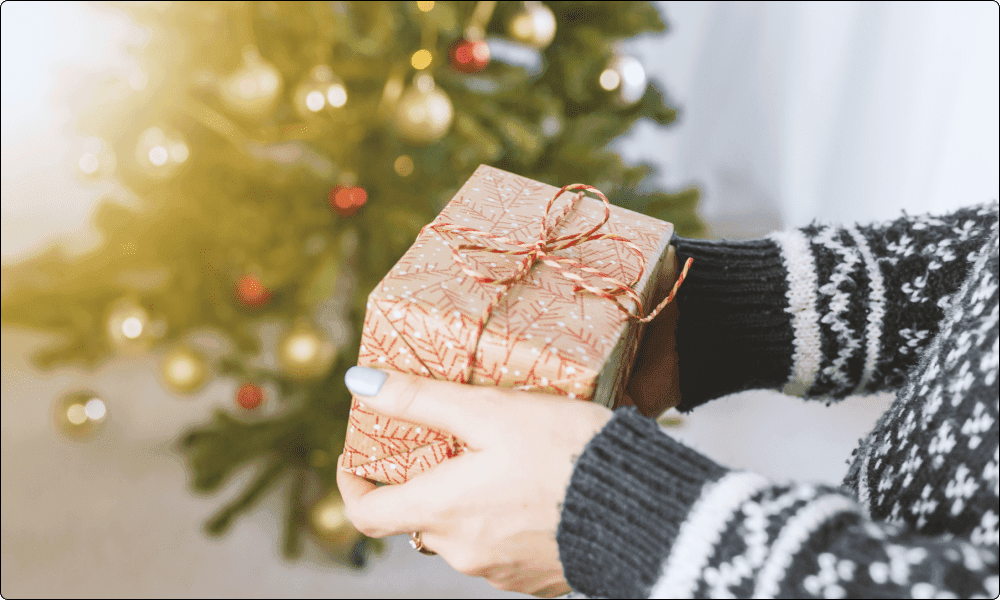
[341,165,674,483]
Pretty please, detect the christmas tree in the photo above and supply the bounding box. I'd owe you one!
[1,0,700,567]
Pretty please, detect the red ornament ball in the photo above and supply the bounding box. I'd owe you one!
[236,383,264,410]
[450,39,490,73]
[329,185,368,217]
[236,274,271,308]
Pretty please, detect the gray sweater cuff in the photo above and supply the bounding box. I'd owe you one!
[556,407,728,598]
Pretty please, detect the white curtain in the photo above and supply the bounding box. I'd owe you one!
[619,1,1000,235]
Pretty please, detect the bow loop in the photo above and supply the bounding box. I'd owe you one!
[429,183,691,327]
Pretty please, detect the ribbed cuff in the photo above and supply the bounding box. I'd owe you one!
[672,235,795,411]
[556,407,728,599]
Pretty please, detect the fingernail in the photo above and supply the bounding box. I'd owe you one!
[345,366,388,397]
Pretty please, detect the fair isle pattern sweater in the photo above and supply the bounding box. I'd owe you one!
[557,203,999,599]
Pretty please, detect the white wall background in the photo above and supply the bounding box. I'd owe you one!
[619,1,1000,237]
[2,2,997,598]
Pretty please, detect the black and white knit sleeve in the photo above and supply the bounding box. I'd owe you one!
[557,410,998,599]
[556,205,998,599]
[670,202,998,411]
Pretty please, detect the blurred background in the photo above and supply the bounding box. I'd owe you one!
[2,1,997,598]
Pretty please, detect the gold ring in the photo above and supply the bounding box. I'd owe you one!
[409,531,437,555]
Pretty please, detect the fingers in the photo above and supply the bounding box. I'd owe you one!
[345,366,502,446]
[337,455,438,538]
[337,456,464,538]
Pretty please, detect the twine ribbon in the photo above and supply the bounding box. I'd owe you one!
[427,183,693,382]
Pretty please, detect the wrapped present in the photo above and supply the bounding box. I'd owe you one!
[341,165,689,484]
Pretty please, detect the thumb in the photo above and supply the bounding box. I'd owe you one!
[344,366,498,445]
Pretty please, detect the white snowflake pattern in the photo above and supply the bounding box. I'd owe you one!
[970,510,999,547]
[946,359,976,407]
[944,464,978,516]
[960,402,995,450]
[911,484,939,529]
[899,445,924,489]
[803,553,856,598]
[929,421,958,457]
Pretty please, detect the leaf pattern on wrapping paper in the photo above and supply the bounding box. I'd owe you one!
[343,165,674,484]
[343,396,467,484]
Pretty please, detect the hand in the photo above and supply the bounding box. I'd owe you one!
[338,367,612,597]
[618,244,682,418]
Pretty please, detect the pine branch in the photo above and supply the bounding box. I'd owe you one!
[204,459,287,536]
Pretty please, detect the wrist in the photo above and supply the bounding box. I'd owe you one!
[557,407,728,598]
[672,236,794,410]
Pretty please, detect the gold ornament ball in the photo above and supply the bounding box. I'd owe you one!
[219,47,283,118]
[508,2,557,49]
[394,75,454,144]
[311,488,362,552]
[54,390,108,440]
[76,137,117,181]
[134,126,189,179]
[106,298,155,354]
[160,346,209,394]
[279,322,336,379]
[293,65,348,119]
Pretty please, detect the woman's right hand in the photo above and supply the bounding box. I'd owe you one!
[618,244,682,418]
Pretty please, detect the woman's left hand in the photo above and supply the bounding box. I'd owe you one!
[337,366,613,597]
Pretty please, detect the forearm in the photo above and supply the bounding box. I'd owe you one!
[556,408,999,599]
[672,202,999,410]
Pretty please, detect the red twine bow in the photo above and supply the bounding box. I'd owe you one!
[426,183,693,382]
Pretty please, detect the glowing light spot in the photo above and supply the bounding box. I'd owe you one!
[84,398,106,421]
[327,84,347,107]
[288,335,318,362]
[148,146,169,166]
[317,504,346,529]
[599,69,621,91]
[66,404,87,425]
[259,71,280,94]
[411,49,433,70]
[305,90,325,112]
[417,1,434,11]
[238,77,258,96]
[121,317,144,339]
[169,357,195,381]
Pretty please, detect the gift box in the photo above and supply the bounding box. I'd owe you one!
[341,165,681,484]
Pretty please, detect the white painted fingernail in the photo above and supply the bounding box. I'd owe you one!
[345,366,388,397]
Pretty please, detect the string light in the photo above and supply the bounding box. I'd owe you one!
[327,83,347,107]
[294,65,349,118]
[599,69,621,91]
[54,391,108,439]
[411,49,433,70]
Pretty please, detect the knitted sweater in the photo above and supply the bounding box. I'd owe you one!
[557,203,1000,598]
